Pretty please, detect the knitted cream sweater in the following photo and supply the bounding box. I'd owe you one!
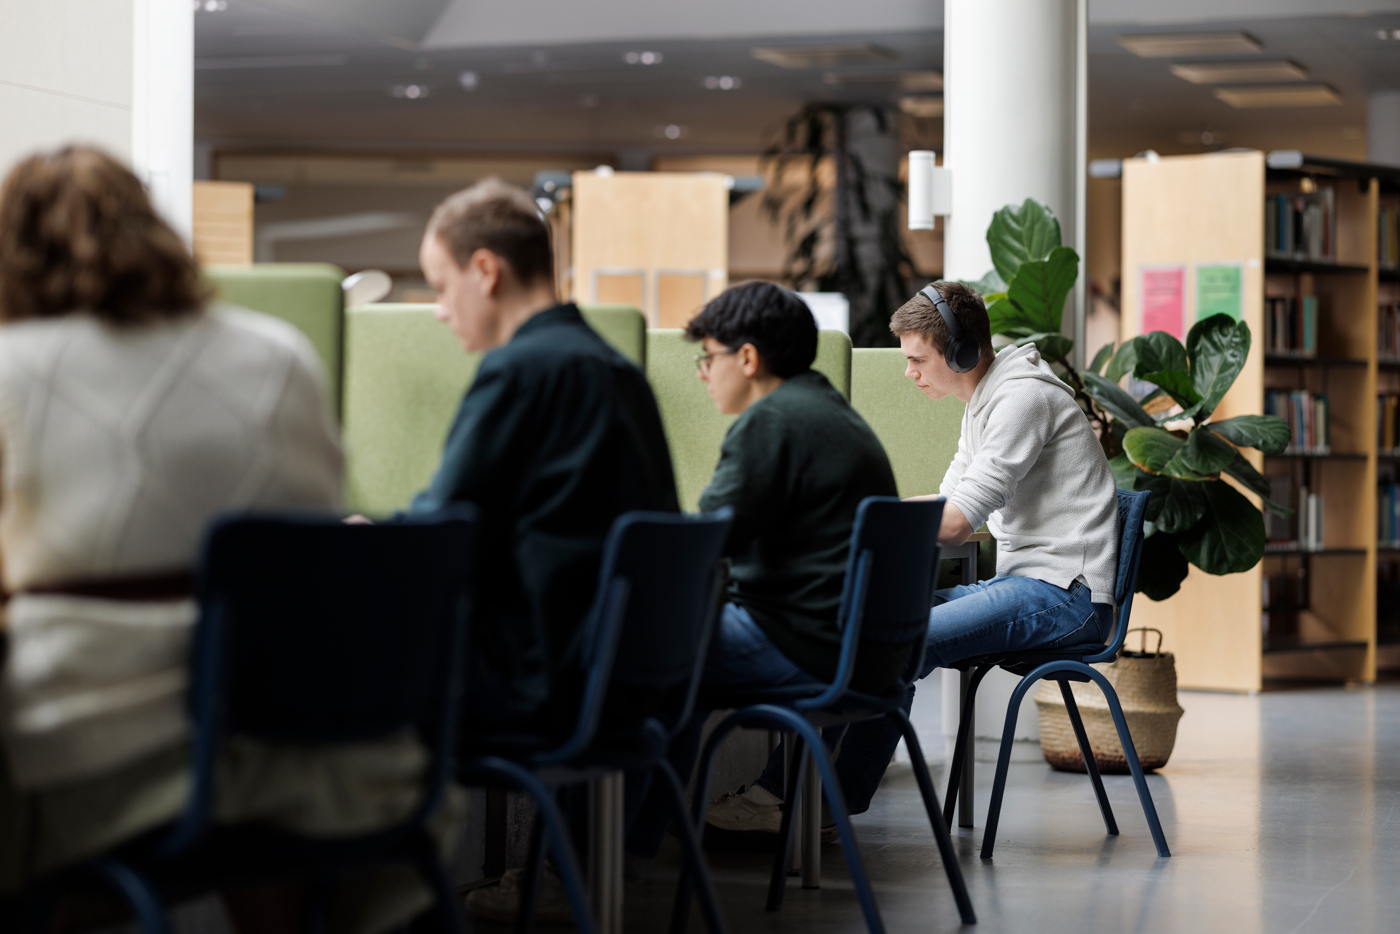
[941,343,1119,605]
[0,306,342,788]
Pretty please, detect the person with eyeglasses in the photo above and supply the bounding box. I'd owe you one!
[627,280,899,859]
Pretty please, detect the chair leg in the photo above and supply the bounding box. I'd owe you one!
[93,860,171,934]
[655,760,729,934]
[516,813,547,934]
[943,665,990,829]
[765,733,808,912]
[979,673,1043,860]
[1089,676,1171,858]
[470,757,599,934]
[1058,680,1119,836]
[888,710,976,925]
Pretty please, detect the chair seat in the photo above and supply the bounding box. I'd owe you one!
[952,642,1113,677]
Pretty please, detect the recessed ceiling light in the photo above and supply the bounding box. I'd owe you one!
[1118,32,1262,57]
[458,71,478,90]
[625,51,664,65]
[194,0,228,9]
[653,124,688,140]
[703,76,742,90]
[751,43,899,69]
[898,96,943,118]
[1170,60,1307,84]
[824,70,943,91]
[1379,29,1400,40]
[1213,84,1341,108]
[391,84,430,100]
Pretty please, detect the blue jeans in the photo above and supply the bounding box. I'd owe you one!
[753,576,1110,813]
[625,603,822,857]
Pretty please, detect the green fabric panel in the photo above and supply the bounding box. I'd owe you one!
[646,329,853,511]
[850,348,965,498]
[578,304,645,368]
[204,263,345,407]
[342,303,650,515]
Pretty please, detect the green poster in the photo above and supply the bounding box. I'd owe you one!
[1196,263,1243,322]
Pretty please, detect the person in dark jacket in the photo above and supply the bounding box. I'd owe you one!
[627,281,900,858]
[408,179,678,732]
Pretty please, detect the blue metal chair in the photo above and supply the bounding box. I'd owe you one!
[678,497,976,934]
[458,508,734,934]
[22,508,479,934]
[941,489,1170,859]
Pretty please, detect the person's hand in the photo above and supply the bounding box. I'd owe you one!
[344,514,373,525]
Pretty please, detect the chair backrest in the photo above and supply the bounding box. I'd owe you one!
[805,497,944,707]
[1089,489,1151,662]
[164,508,477,852]
[541,509,732,762]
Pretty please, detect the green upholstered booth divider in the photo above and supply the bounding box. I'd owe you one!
[850,348,965,498]
[204,263,345,409]
[647,329,853,511]
[343,304,647,515]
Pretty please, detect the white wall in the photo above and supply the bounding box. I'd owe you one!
[0,0,135,175]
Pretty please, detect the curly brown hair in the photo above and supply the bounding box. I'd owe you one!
[0,146,207,325]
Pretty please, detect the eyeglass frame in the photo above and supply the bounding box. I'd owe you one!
[693,346,742,373]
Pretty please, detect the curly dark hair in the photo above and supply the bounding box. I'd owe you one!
[0,146,207,325]
[683,280,817,379]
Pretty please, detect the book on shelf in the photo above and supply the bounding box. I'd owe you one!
[1381,206,1399,270]
[1265,294,1317,356]
[1381,482,1400,547]
[1379,394,1400,451]
[1380,303,1400,360]
[1266,388,1328,452]
[1266,475,1294,544]
[1266,189,1336,263]
[1300,486,1325,552]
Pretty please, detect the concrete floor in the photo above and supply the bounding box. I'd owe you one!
[592,683,1400,934]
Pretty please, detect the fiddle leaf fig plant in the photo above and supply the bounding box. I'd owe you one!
[965,197,1294,601]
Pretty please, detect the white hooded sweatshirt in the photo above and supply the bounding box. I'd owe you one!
[940,342,1118,605]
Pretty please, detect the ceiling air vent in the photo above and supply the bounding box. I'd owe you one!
[1170,60,1308,84]
[751,44,899,69]
[1118,32,1262,58]
[1213,84,1341,108]
[823,70,942,91]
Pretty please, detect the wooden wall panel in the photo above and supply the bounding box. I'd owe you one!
[193,180,254,266]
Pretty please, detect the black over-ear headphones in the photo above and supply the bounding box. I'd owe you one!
[920,284,980,373]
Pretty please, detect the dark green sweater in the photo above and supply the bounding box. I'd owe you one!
[409,304,678,722]
[698,370,904,688]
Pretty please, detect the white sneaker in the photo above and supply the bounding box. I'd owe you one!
[705,784,785,834]
[464,866,576,925]
[705,785,841,843]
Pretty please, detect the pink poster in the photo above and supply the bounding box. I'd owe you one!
[1140,266,1185,340]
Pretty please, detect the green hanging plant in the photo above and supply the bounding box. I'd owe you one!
[967,198,1293,601]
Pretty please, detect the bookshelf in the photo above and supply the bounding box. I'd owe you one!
[1121,150,1400,691]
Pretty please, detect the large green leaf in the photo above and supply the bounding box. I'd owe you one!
[1177,480,1266,575]
[1089,342,1115,376]
[986,296,1036,335]
[1110,455,1170,522]
[1137,531,1189,601]
[959,269,1008,297]
[1187,314,1251,420]
[1006,246,1078,334]
[1010,331,1074,363]
[1221,453,1294,516]
[1165,427,1236,477]
[1207,415,1291,456]
[1134,331,1190,379]
[1156,479,1207,534]
[1082,372,1155,428]
[986,198,1062,284]
[1140,369,1203,411]
[1123,426,1186,474]
[1105,337,1141,383]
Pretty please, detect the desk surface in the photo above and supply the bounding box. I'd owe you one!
[966,531,992,543]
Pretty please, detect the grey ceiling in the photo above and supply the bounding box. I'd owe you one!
[194,1,1400,159]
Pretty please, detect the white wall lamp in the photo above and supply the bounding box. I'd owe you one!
[907,150,952,230]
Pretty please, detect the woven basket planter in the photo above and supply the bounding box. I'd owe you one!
[1034,629,1184,775]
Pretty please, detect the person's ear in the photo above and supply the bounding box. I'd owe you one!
[468,248,502,296]
[737,343,762,378]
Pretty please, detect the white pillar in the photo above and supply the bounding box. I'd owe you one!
[939,0,1087,757]
[131,0,193,243]
[1370,91,1400,168]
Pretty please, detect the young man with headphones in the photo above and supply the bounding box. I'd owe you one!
[825,279,1120,817]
